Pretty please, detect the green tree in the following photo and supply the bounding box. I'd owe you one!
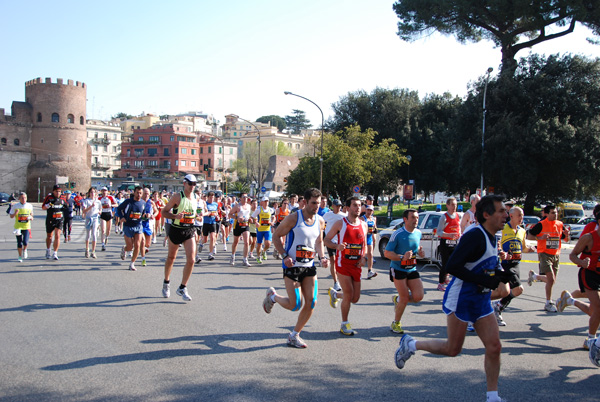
[285,109,311,134]
[256,115,287,132]
[112,112,133,120]
[393,0,600,76]
[229,181,250,195]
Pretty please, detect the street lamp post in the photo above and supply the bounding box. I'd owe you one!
[480,67,493,195]
[406,155,412,208]
[236,116,262,194]
[284,91,325,193]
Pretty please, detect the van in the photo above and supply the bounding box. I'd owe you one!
[557,202,584,219]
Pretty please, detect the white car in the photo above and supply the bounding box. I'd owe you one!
[568,217,596,240]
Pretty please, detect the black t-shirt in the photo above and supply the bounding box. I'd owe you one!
[43,194,67,221]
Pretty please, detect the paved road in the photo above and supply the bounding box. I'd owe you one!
[1,206,599,401]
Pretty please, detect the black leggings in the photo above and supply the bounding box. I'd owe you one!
[63,216,73,238]
[438,244,455,284]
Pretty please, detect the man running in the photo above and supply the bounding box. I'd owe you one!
[263,188,328,348]
[140,188,158,267]
[493,206,537,326]
[460,194,480,233]
[385,209,425,334]
[98,187,117,251]
[325,196,368,336]
[161,174,199,302]
[252,196,275,264]
[202,192,219,261]
[229,193,252,267]
[42,185,67,260]
[9,192,33,262]
[62,190,75,243]
[436,197,462,291]
[527,204,570,312]
[272,198,291,259]
[361,204,378,279]
[323,199,347,291]
[116,186,146,271]
[394,195,511,402]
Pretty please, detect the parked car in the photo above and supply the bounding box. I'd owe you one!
[568,217,597,240]
[583,201,597,210]
[522,215,540,230]
[0,192,10,205]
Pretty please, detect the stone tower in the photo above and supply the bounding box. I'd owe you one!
[25,77,91,196]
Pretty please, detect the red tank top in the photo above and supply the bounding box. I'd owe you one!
[336,217,366,269]
[441,213,461,239]
[580,230,600,273]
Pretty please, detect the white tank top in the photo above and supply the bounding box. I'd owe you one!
[284,210,321,268]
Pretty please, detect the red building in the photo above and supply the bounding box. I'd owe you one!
[118,123,200,179]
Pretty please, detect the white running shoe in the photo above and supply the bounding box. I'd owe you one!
[120,246,126,260]
[528,270,536,286]
[85,250,89,258]
[328,287,339,308]
[263,287,276,313]
[129,262,136,271]
[53,252,59,260]
[223,244,227,252]
[176,286,192,301]
[152,237,157,244]
[367,270,378,279]
[287,333,307,349]
[162,282,170,298]
[556,290,571,313]
[230,255,235,266]
[243,258,251,267]
[493,301,506,326]
[395,334,415,369]
[46,249,51,259]
[23,250,28,259]
[545,301,558,313]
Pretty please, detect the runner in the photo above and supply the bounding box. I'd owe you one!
[114,192,125,235]
[492,207,537,326]
[116,186,146,271]
[98,187,117,251]
[460,194,480,233]
[202,192,219,261]
[62,190,74,243]
[9,192,33,262]
[384,209,425,334]
[324,196,368,336]
[272,198,291,259]
[323,199,347,291]
[263,188,329,348]
[252,196,275,264]
[394,195,511,402]
[361,204,378,279]
[193,189,207,265]
[81,187,102,258]
[435,197,462,291]
[161,174,199,302]
[527,204,570,312]
[140,188,158,267]
[152,191,165,242]
[229,193,252,267]
[42,185,67,260]
[220,197,231,251]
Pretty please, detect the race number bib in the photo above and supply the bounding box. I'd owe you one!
[546,236,559,250]
[343,243,362,260]
[129,212,142,220]
[401,258,417,269]
[180,212,195,226]
[295,245,315,263]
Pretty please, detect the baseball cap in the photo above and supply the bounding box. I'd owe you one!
[64,190,71,194]
[366,205,374,210]
[261,196,269,202]
[366,195,374,201]
[53,184,61,191]
[183,174,197,183]
[332,199,342,206]
[101,186,108,191]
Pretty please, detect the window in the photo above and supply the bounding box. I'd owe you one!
[208,146,211,153]
[80,116,84,125]
[58,139,62,144]
[175,160,179,166]
[296,144,300,149]
[113,133,117,140]
[41,138,44,144]
[219,147,222,154]
[94,145,98,151]
[147,160,158,167]
[181,160,186,166]
[134,149,144,157]
[148,148,157,156]
[229,148,233,155]
[170,136,175,141]
[112,146,117,153]
[200,158,203,165]
[138,137,143,142]
[181,148,187,154]
[104,133,108,139]
[288,143,292,148]
[200,147,203,154]
[126,149,131,157]
[103,145,107,152]
[163,148,169,156]
[52,113,59,123]
[94,132,98,139]
[191,149,196,155]
[233,132,237,136]
[138,173,143,179]
[208,158,211,167]
[67,114,74,123]
[191,161,196,167]
[175,147,178,154]
[134,160,143,168]
[37,113,42,122]
[0,138,6,146]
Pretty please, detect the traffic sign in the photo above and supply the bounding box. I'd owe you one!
[353,185,360,193]
[261,186,266,193]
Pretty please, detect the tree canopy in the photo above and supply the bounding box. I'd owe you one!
[256,115,286,132]
[393,0,600,76]
[284,109,311,134]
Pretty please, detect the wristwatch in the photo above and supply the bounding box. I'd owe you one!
[282,252,289,259]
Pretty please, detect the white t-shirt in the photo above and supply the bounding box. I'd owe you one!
[82,198,102,218]
[323,210,347,244]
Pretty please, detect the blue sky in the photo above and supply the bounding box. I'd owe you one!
[1,0,598,127]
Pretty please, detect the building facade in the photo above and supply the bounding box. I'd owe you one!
[87,120,123,179]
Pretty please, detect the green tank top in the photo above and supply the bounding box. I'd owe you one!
[172,191,197,228]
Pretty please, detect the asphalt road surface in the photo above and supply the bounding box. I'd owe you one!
[1,206,599,401]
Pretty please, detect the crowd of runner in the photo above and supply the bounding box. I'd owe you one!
[7,182,600,402]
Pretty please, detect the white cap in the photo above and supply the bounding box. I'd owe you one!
[366,205,374,210]
[261,196,269,202]
[183,174,197,183]
[101,186,108,191]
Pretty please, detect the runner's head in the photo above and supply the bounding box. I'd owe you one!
[403,208,419,231]
[509,206,524,226]
[101,187,108,195]
[260,196,269,208]
[331,199,342,212]
[19,191,27,204]
[207,191,215,203]
[303,188,322,216]
[365,204,374,217]
[345,196,361,218]
[52,184,62,197]
[543,204,557,221]
[476,195,507,231]
[470,194,480,208]
[133,186,143,201]
[142,187,151,200]
[87,187,97,198]
[446,197,457,214]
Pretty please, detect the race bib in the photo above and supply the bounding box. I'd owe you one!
[343,243,362,260]
[401,258,417,268]
[238,218,248,227]
[180,212,195,225]
[52,211,63,219]
[129,212,142,220]
[295,245,315,263]
[18,213,29,223]
[368,226,374,234]
[445,239,458,246]
[546,236,559,250]
[509,253,522,261]
[260,218,270,227]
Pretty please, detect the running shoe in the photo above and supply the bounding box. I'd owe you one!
[223,244,227,252]
[367,270,378,279]
[333,282,342,292]
[584,337,594,351]
[437,283,446,291]
[390,321,404,334]
[152,237,157,244]
[393,295,399,308]
[120,246,126,260]
[23,250,28,259]
[287,333,307,349]
[91,253,97,259]
[85,250,89,258]
[129,262,136,271]
[176,286,192,301]
[53,252,59,261]
[263,287,276,314]
[212,247,217,255]
[207,254,215,261]
[249,252,254,259]
[545,301,558,313]
[256,257,263,264]
[162,282,170,298]
[68,235,71,242]
[198,243,203,253]
[261,252,267,261]
[46,249,51,259]
[589,337,600,366]
[527,270,536,286]
[493,301,506,326]
[556,290,571,313]
[230,255,235,266]
[101,244,106,251]
[273,250,280,260]
[328,287,339,308]
[64,237,68,243]
[243,258,251,267]
[394,334,414,369]
[467,323,475,332]
[18,256,22,263]
[195,256,202,265]
[141,259,146,267]
[340,323,356,336]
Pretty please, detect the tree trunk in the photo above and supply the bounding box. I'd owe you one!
[524,193,536,216]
